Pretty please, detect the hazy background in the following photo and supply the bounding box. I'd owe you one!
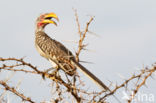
[0,0,156,102]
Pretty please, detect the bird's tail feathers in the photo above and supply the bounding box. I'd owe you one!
[71,60,110,91]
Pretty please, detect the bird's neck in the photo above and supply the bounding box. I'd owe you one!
[35,23,47,34]
[35,27,44,34]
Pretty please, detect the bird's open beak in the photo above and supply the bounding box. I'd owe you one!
[42,13,59,26]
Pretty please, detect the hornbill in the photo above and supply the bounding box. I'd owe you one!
[35,12,109,91]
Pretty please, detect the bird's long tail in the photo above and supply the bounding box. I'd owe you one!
[71,60,121,103]
[71,60,109,91]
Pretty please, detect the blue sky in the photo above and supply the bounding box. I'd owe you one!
[0,0,156,102]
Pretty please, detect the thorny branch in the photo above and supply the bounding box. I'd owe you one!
[1,57,155,103]
[128,67,156,103]
[74,9,94,62]
[98,66,156,103]
[0,80,35,103]
[0,57,82,103]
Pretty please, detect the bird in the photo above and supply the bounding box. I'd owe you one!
[34,12,110,91]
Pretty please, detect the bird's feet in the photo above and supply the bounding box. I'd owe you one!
[42,67,59,79]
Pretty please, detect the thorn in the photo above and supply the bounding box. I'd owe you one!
[117,73,125,80]
[142,83,148,88]
[88,31,101,37]
[42,72,46,80]
[79,60,94,64]
[150,75,155,80]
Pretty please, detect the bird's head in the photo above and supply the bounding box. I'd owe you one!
[36,12,59,31]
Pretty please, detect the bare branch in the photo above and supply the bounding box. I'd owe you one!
[73,10,94,62]
[0,80,35,103]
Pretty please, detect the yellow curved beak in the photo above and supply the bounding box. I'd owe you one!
[42,13,59,26]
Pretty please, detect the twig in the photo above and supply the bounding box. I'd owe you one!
[0,80,35,103]
[73,10,94,62]
[128,67,156,103]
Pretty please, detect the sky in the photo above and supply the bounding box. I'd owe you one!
[0,0,156,102]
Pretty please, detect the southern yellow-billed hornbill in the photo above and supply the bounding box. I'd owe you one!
[35,12,109,91]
